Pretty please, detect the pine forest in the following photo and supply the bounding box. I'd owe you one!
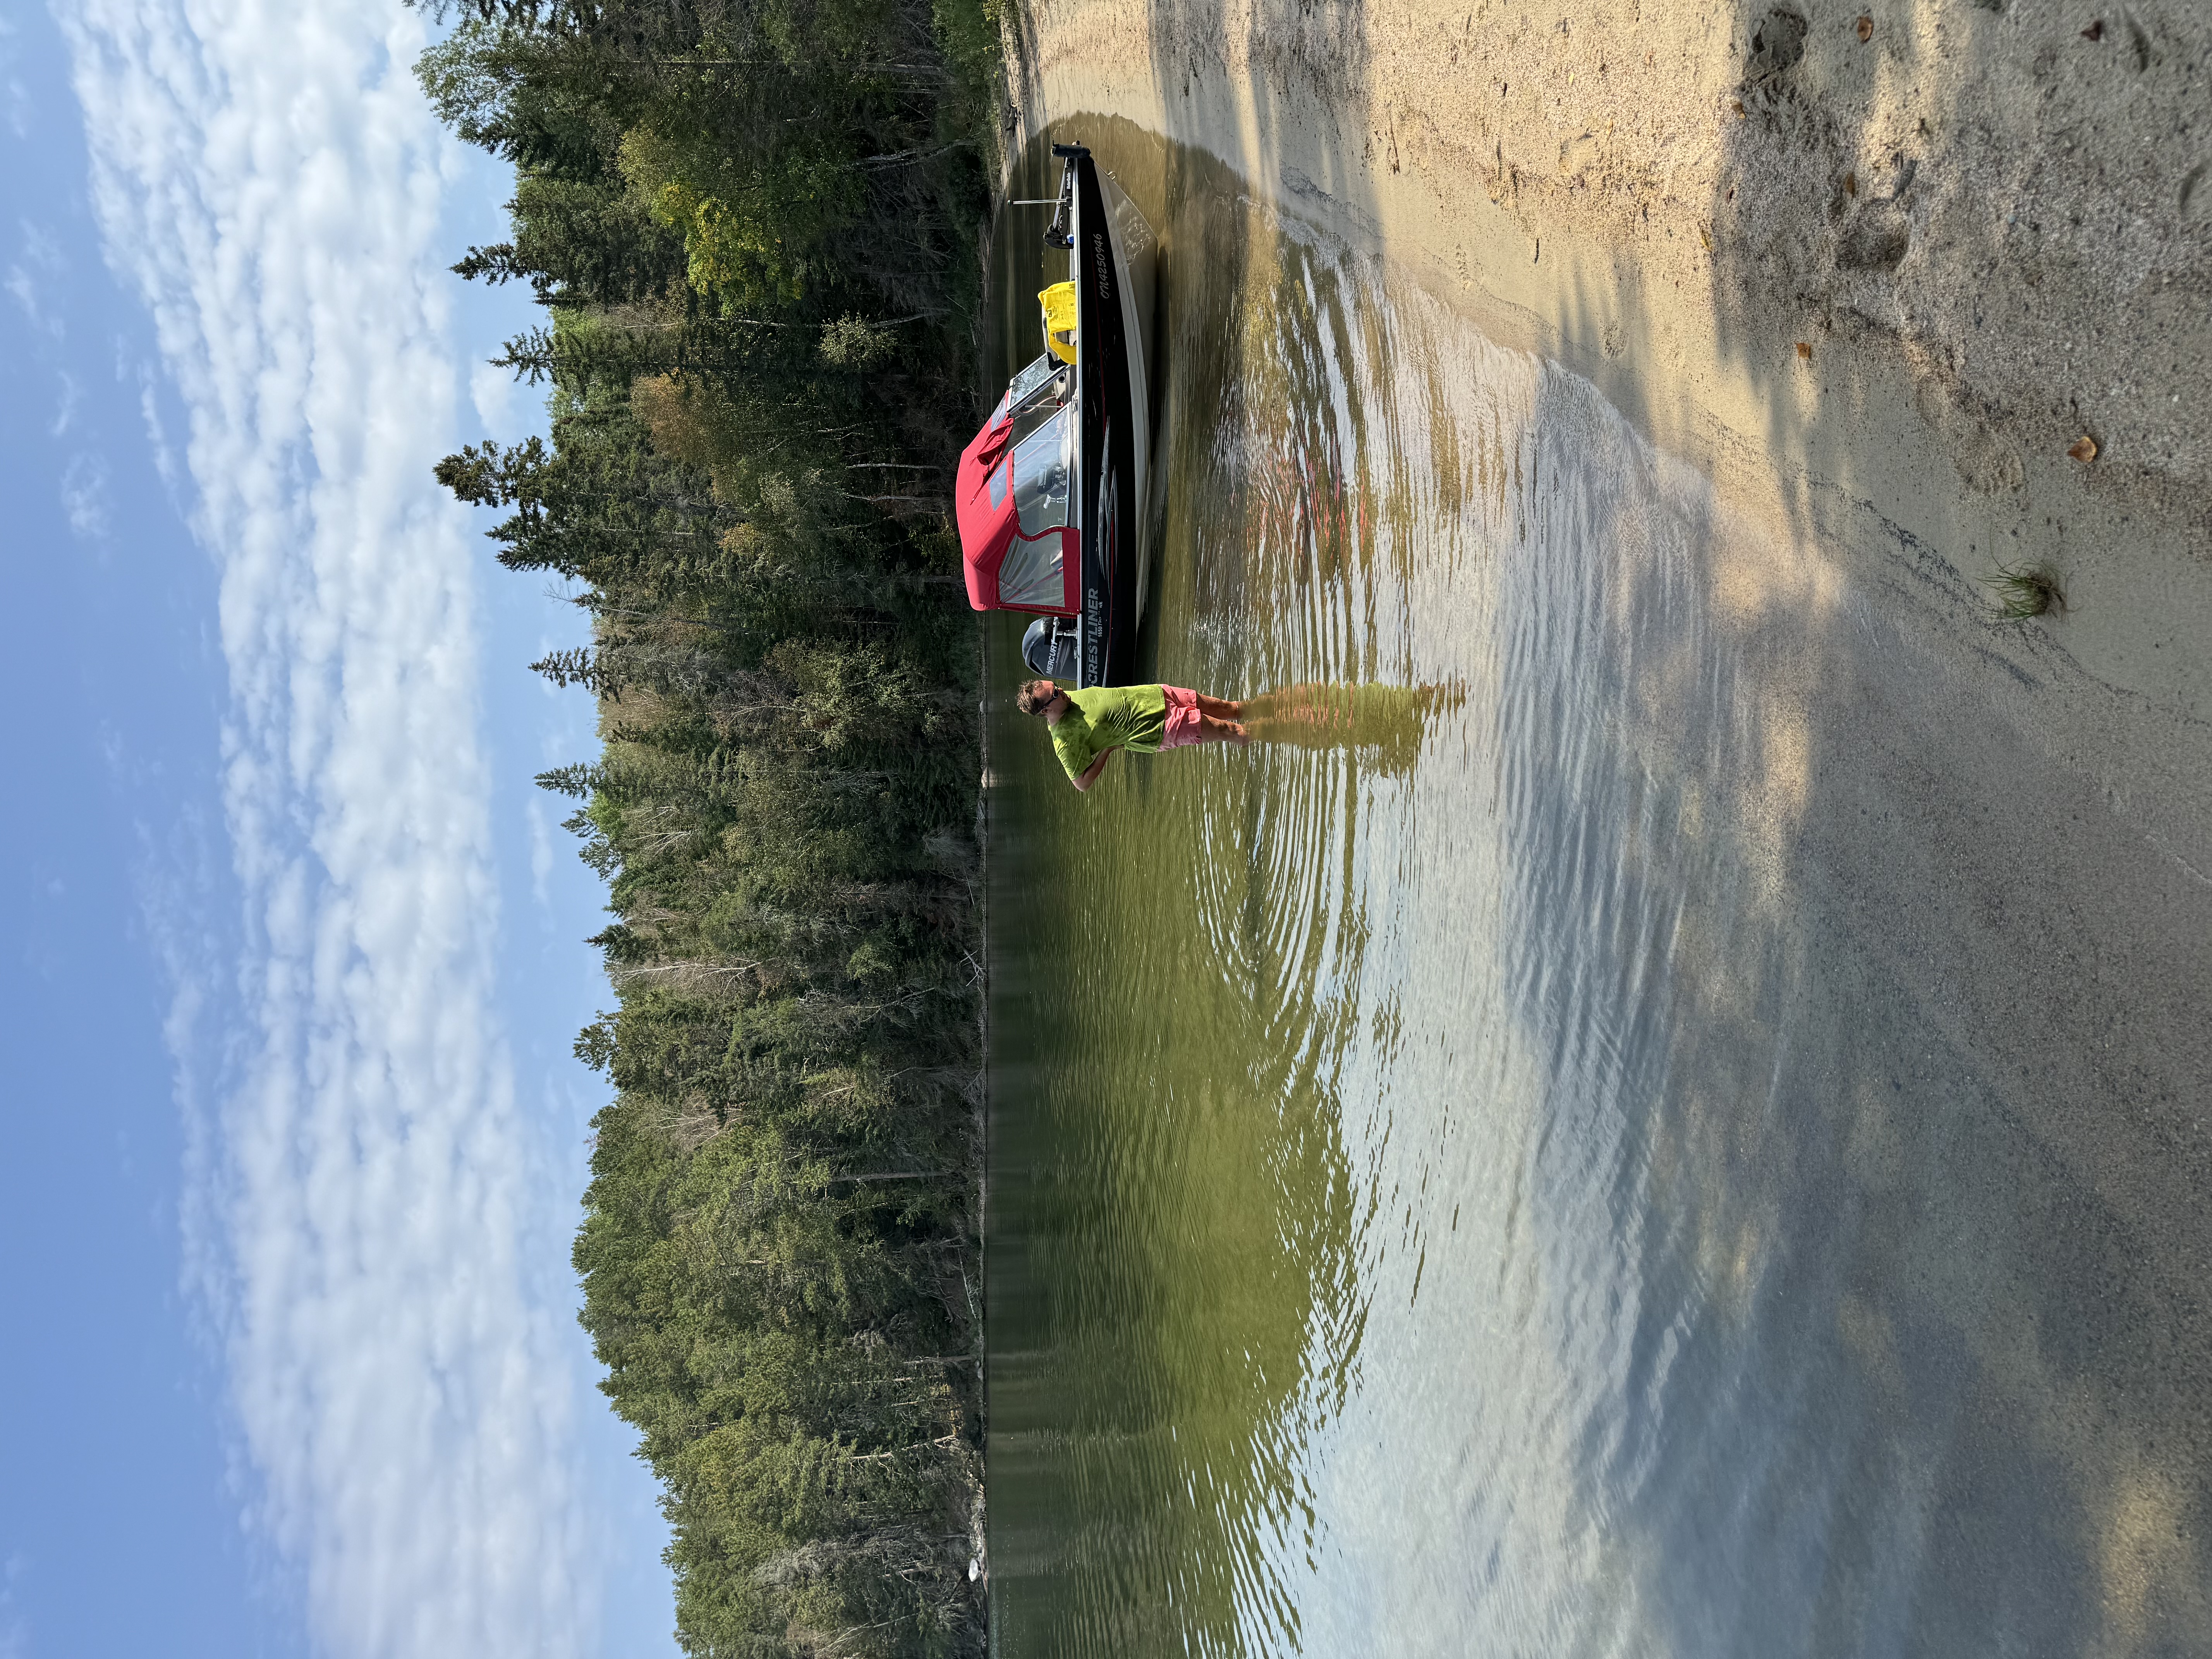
[418,2,1005,1652]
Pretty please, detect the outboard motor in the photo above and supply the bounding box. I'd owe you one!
[1021,617,1080,680]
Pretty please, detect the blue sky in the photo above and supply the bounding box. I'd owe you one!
[0,3,673,1655]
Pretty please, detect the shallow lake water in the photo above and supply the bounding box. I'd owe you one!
[982,125,2210,1659]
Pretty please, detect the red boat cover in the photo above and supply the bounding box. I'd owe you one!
[957,393,1079,616]
[956,392,1017,611]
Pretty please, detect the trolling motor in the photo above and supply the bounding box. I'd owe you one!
[1042,144,1084,249]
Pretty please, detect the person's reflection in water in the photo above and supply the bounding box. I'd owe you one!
[1017,678,1249,792]
[1243,681,1458,775]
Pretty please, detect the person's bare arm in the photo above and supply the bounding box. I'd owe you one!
[1072,747,1115,792]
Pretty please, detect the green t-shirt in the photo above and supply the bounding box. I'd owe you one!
[1049,684,1168,781]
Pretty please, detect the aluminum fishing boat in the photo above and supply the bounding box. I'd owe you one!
[957,143,1157,686]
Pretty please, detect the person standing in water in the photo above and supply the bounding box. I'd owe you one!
[1016,679,1248,791]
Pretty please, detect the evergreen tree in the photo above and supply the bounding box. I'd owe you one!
[421,0,998,1648]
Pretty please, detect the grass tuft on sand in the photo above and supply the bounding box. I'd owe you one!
[1985,561,2066,621]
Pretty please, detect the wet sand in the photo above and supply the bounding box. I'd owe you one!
[993,0,2212,1643]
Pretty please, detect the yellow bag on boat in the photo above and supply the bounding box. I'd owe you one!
[1039,282,1079,365]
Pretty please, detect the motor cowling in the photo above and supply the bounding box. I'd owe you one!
[1021,617,1080,680]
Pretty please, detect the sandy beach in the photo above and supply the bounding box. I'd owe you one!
[995,0,2212,1637]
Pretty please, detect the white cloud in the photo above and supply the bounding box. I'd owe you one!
[469,354,519,440]
[136,359,180,487]
[0,20,28,143]
[60,448,109,538]
[58,3,601,1657]
[5,218,64,337]
[526,793,556,914]
[50,368,82,434]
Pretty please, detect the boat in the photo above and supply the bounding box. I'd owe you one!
[957,143,1157,687]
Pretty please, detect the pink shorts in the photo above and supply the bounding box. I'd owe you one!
[1160,684,1204,749]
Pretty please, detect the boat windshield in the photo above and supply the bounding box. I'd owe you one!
[1007,352,1059,413]
[1006,352,1072,449]
[1012,404,1075,536]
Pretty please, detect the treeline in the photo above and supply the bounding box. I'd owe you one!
[417,2,1000,1653]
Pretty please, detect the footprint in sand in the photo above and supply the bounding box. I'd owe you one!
[1743,9,1809,82]
[1837,205,1911,271]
